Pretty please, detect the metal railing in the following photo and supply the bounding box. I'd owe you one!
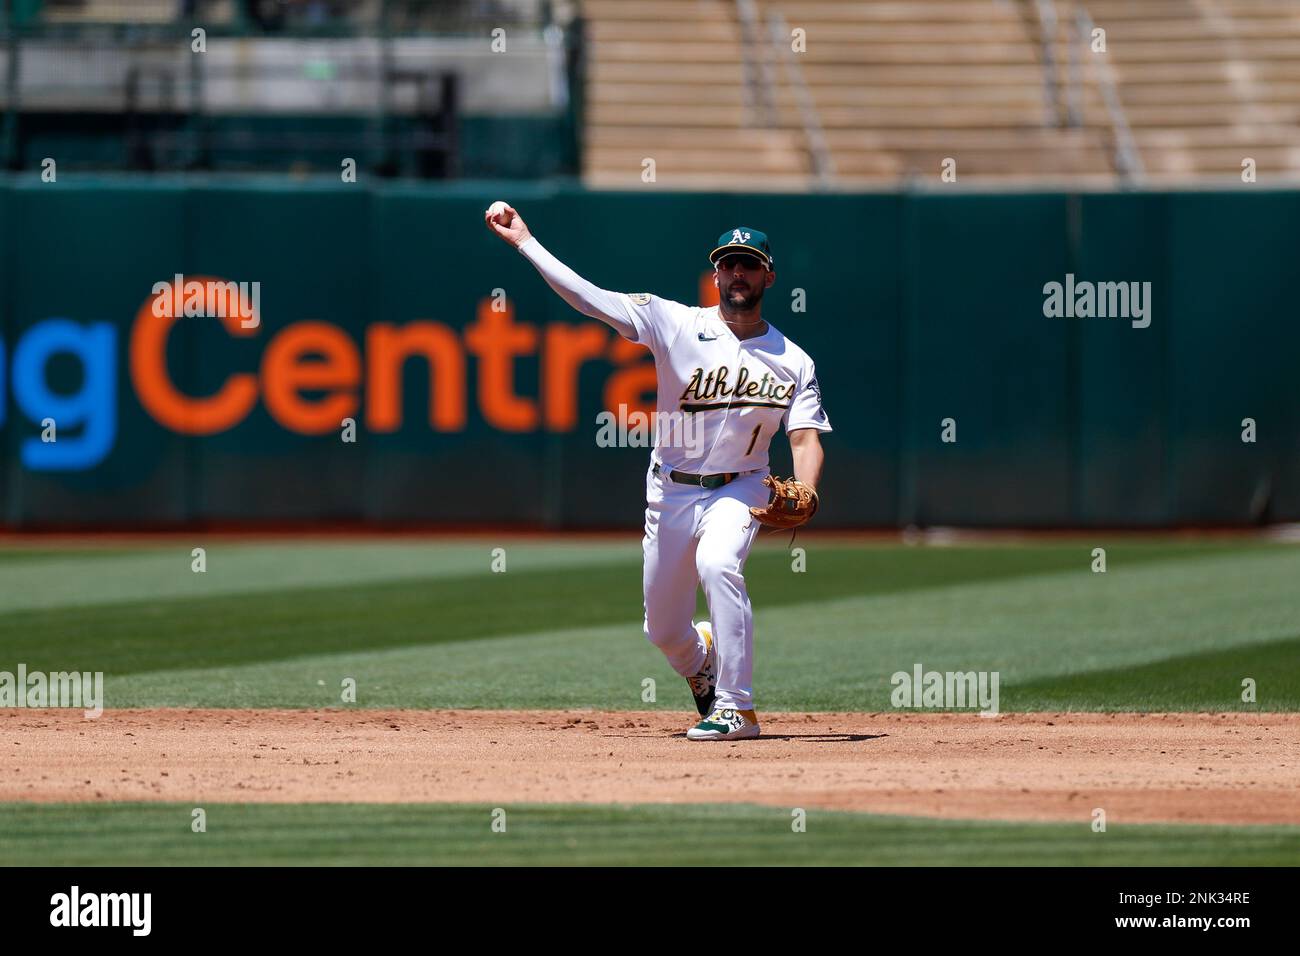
[1033,0,1065,126]
[734,0,778,127]
[733,0,834,188]
[1070,3,1143,183]
[1032,0,1143,184]
[766,8,833,188]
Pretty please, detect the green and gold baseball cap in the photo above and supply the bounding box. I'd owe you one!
[709,227,773,268]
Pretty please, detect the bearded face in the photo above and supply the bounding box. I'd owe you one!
[715,254,773,312]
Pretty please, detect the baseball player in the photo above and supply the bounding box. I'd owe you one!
[485,202,829,740]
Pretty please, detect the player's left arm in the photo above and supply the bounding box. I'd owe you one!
[783,357,830,491]
[788,428,824,491]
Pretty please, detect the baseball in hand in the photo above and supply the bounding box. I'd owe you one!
[484,200,530,247]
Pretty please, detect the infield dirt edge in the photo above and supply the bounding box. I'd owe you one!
[4,708,1298,826]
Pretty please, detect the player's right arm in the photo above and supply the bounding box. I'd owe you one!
[484,200,659,347]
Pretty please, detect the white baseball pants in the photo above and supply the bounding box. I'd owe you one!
[641,464,770,711]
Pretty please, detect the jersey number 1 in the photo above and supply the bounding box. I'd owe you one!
[745,424,762,456]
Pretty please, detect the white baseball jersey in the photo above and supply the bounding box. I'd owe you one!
[621,295,831,475]
[516,237,830,475]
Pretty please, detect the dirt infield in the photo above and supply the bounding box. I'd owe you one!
[4,709,1298,825]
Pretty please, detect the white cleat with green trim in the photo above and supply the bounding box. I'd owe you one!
[687,706,761,741]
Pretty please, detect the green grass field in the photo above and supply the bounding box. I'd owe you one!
[2,535,1297,865]
[1,536,1296,710]
[3,802,1298,867]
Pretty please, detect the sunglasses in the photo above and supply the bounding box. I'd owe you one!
[715,254,767,271]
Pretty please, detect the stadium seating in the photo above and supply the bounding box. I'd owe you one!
[1047,0,1300,182]
[11,0,1300,184]
[581,0,1300,187]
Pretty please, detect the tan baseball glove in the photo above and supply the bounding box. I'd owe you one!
[750,475,819,530]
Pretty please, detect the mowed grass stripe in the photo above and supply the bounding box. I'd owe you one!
[1,802,1297,866]
[754,544,1300,711]
[104,546,1300,711]
[1012,633,1300,711]
[0,541,1261,678]
[0,538,1255,619]
[0,541,643,614]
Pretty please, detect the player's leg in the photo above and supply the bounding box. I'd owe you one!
[693,473,768,713]
[641,472,707,677]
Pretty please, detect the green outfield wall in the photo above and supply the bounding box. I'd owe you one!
[0,177,1296,528]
